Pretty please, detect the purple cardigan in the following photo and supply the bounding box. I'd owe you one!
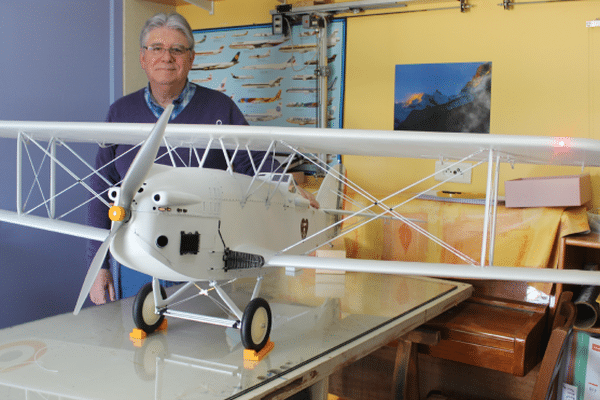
[86,84,268,269]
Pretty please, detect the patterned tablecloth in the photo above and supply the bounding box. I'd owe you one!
[341,193,590,293]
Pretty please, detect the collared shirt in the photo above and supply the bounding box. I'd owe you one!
[144,81,197,120]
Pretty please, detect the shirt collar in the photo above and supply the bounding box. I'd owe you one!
[144,81,196,120]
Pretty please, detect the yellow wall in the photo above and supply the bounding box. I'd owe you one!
[341,0,600,200]
[135,0,600,205]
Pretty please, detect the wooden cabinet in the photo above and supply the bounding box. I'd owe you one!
[418,296,547,377]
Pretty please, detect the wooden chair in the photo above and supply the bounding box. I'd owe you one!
[530,291,576,400]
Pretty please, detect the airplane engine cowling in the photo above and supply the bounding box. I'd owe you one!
[152,191,203,207]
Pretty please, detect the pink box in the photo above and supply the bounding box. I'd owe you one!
[504,174,592,208]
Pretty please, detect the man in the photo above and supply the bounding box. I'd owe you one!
[88,13,318,304]
[87,13,304,304]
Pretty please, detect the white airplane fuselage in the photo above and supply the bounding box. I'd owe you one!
[110,165,330,282]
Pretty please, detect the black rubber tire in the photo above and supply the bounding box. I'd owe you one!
[133,282,167,333]
[240,297,272,351]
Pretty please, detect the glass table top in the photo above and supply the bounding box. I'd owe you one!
[0,268,470,399]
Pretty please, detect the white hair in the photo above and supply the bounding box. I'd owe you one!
[140,13,194,49]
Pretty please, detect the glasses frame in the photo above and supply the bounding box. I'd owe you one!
[142,45,193,58]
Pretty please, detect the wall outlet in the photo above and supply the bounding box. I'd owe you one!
[587,20,600,28]
[434,161,472,184]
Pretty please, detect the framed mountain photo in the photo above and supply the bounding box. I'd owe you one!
[394,62,491,133]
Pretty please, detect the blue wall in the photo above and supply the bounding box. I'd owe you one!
[0,0,123,328]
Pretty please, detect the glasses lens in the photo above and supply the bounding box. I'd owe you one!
[169,46,187,56]
[146,46,164,56]
[145,45,189,57]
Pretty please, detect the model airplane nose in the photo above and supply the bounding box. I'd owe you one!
[108,205,128,222]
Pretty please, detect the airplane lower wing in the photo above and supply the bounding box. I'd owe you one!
[268,255,600,286]
[0,210,109,243]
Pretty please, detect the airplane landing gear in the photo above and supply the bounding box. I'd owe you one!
[132,278,273,352]
[133,282,166,333]
[241,297,272,351]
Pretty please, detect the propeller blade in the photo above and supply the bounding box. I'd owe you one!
[75,105,173,314]
[119,104,174,208]
[74,222,121,315]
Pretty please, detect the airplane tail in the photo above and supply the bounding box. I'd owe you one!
[316,162,345,211]
[328,77,337,91]
[218,77,227,91]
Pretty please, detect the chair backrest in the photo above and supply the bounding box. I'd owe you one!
[530,291,576,400]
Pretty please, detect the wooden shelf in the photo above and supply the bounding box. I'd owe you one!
[558,231,600,334]
[562,232,600,249]
[144,0,188,5]
[142,0,215,13]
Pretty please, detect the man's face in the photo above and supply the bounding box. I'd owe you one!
[139,27,195,88]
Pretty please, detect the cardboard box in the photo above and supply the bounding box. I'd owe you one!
[505,173,591,208]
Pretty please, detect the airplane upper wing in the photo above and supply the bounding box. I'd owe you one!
[0,121,598,167]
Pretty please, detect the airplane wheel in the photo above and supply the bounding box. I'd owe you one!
[133,283,166,333]
[240,298,272,351]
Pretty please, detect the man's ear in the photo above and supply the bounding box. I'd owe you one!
[139,49,146,69]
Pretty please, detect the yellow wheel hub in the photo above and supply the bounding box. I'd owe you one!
[108,206,127,222]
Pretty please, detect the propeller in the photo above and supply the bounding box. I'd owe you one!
[74,104,174,315]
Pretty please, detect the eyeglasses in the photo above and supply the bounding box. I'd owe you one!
[143,45,192,57]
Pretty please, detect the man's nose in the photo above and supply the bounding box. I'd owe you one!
[160,49,175,61]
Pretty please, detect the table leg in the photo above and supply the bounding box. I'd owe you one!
[309,376,329,400]
[392,339,420,400]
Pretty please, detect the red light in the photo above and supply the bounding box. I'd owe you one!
[552,137,571,157]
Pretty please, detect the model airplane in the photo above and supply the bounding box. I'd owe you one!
[287,107,336,126]
[238,89,282,104]
[286,76,337,94]
[242,76,284,89]
[292,74,317,81]
[287,98,333,108]
[279,30,340,53]
[2,109,600,352]
[191,74,213,84]
[249,50,271,59]
[191,52,240,71]
[242,56,296,71]
[244,105,283,122]
[229,38,288,50]
[231,73,254,80]
[305,54,337,66]
[194,45,224,57]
